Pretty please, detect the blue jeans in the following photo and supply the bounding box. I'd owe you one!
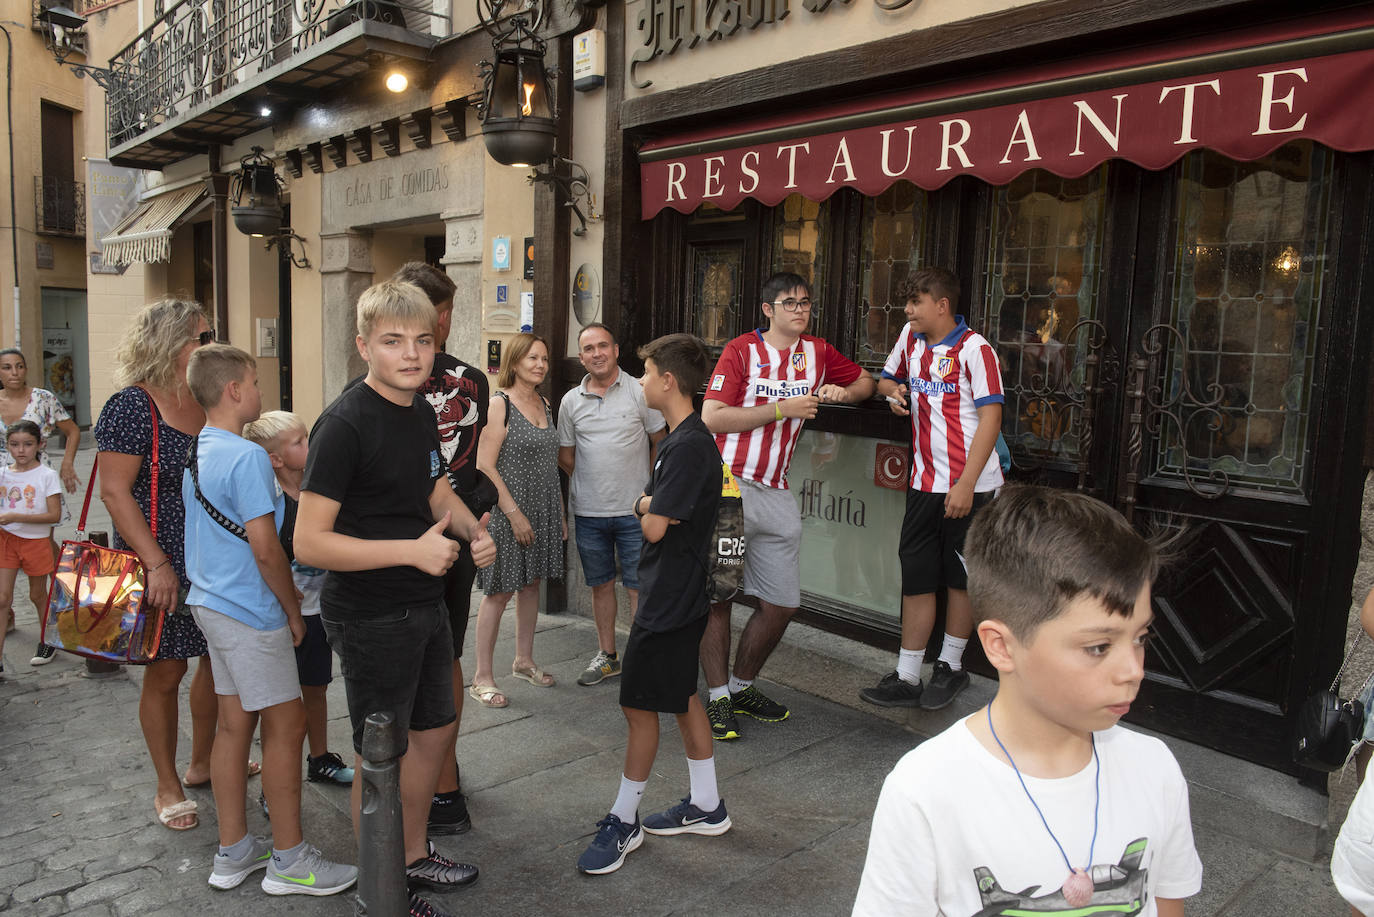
[574,515,642,590]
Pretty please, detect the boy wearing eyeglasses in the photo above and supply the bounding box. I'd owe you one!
[860,267,1004,711]
[701,271,875,741]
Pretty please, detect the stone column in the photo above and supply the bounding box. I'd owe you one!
[441,209,483,368]
[318,230,373,399]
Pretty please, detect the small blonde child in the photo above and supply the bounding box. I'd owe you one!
[243,411,353,787]
[0,420,61,677]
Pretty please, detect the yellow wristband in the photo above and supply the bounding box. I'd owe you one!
[774,403,783,422]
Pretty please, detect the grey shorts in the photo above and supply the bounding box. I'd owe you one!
[739,477,802,608]
[190,606,302,712]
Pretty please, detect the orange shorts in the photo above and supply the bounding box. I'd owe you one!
[0,530,54,576]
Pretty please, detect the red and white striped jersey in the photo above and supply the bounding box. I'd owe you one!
[705,330,865,490]
[882,319,1005,493]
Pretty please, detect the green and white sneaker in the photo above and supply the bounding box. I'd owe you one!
[208,835,272,889]
[260,843,358,896]
[577,650,622,686]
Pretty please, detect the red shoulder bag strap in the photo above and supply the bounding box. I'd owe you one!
[80,389,161,538]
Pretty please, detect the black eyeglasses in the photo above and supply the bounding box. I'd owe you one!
[198,330,216,346]
[771,298,814,313]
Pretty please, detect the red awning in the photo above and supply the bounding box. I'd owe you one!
[639,18,1374,219]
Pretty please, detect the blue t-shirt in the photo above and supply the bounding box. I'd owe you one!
[182,426,286,629]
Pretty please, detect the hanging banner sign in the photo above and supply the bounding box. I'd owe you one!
[86,159,144,273]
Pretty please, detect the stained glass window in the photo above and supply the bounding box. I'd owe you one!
[1158,141,1331,494]
[858,183,927,368]
[982,168,1106,465]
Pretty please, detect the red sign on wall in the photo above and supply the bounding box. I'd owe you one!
[874,443,908,491]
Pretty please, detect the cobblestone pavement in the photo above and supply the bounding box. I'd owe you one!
[0,445,1351,915]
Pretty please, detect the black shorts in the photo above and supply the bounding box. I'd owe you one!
[293,615,333,687]
[322,600,456,755]
[619,616,709,714]
[443,542,477,658]
[899,489,995,596]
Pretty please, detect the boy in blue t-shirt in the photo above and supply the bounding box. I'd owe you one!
[182,344,356,898]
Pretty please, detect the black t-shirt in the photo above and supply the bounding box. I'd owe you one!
[635,412,721,632]
[280,492,297,563]
[421,352,489,495]
[302,382,445,616]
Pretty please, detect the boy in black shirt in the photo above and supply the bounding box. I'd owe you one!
[295,280,496,917]
[577,333,729,876]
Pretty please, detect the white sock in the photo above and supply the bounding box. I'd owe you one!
[938,634,968,671]
[610,775,646,824]
[728,675,753,695]
[687,756,720,813]
[708,684,730,703]
[896,648,924,685]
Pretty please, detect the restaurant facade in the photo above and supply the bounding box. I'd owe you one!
[553,0,1374,773]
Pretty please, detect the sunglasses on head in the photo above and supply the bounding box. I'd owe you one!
[198,330,215,346]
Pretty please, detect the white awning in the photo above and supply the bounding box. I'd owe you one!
[100,184,209,265]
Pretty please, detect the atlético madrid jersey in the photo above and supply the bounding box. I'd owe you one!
[705,330,865,490]
[882,318,1005,493]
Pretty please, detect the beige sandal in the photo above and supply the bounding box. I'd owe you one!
[511,663,555,688]
[468,682,508,708]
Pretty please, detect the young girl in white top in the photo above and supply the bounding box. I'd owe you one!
[0,420,62,676]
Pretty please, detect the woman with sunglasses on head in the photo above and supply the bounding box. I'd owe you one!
[0,347,80,642]
[93,299,222,831]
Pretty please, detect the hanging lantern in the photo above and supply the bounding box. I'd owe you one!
[231,147,284,238]
[476,12,557,168]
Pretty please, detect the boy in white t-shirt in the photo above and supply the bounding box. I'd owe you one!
[0,420,61,677]
[854,485,1202,917]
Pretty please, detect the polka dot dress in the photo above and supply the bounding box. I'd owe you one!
[478,392,564,595]
[93,386,207,660]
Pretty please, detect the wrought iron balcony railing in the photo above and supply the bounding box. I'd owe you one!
[34,176,86,237]
[106,0,443,151]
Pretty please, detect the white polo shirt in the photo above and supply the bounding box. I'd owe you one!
[557,368,666,517]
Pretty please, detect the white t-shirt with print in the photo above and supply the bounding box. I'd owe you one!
[0,463,61,539]
[853,719,1203,917]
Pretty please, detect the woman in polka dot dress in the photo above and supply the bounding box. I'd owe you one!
[94,299,218,831]
[470,333,564,708]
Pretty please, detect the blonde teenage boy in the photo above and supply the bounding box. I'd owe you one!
[243,411,352,787]
[854,486,1202,916]
[182,344,356,897]
[294,280,496,917]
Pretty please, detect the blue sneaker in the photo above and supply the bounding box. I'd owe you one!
[642,797,732,836]
[576,814,643,875]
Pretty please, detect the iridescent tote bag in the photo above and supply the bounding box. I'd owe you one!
[40,396,164,663]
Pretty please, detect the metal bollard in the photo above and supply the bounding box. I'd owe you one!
[356,711,407,916]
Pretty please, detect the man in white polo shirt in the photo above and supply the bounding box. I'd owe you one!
[559,324,667,687]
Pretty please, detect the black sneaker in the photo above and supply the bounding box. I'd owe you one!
[409,892,456,917]
[258,792,270,820]
[428,791,472,836]
[859,672,923,707]
[307,751,354,785]
[576,814,643,875]
[405,840,478,891]
[919,661,970,710]
[706,695,740,741]
[30,643,56,666]
[731,685,789,722]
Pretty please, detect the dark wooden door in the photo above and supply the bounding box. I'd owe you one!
[977,141,1364,772]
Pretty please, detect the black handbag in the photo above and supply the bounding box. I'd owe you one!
[1293,633,1369,772]
[454,469,498,518]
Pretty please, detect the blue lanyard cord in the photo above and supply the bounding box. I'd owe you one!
[986,703,1100,874]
